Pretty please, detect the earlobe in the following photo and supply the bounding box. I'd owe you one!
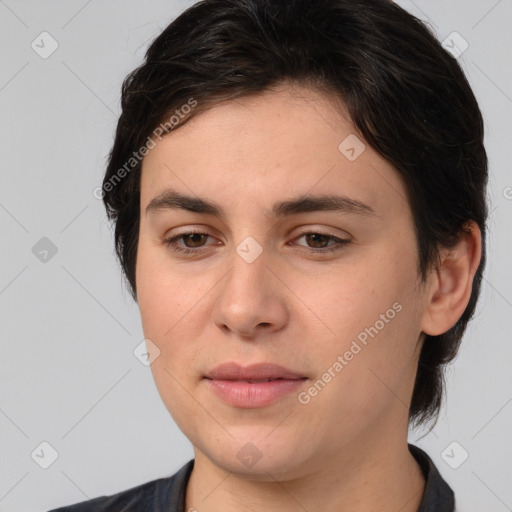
[421,221,482,336]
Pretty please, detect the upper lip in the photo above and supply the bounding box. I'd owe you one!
[205,362,306,381]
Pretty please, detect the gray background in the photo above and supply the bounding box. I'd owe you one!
[0,1,510,511]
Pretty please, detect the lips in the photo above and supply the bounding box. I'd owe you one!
[204,362,307,408]
[205,362,306,381]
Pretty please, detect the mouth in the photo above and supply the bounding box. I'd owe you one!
[204,362,308,408]
[204,362,307,381]
[229,378,291,383]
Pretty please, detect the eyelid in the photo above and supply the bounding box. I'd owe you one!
[163,226,352,256]
[289,224,351,240]
[164,225,350,243]
[163,226,219,242]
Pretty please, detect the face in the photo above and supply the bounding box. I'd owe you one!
[136,83,430,480]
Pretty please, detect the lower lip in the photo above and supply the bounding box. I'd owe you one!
[205,378,307,408]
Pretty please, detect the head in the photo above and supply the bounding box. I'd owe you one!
[101,0,487,475]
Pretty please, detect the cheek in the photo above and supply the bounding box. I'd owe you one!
[136,238,205,338]
[308,250,416,347]
[301,304,421,441]
[136,244,209,432]
[135,242,205,409]
[301,247,422,413]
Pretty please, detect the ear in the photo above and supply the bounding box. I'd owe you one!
[421,221,482,336]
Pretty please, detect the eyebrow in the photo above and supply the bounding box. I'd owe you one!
[145,188,377,220]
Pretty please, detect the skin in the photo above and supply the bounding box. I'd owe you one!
[135,82,481,512]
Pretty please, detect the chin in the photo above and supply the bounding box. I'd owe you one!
[220,453,305,481]
[199,432,314,482]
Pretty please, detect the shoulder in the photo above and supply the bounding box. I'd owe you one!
[47,460,194,512]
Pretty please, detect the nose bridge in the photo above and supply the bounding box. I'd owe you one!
[224,238,270,303]
[212,237,289,336]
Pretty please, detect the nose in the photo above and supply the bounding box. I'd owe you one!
[211,245,289,339]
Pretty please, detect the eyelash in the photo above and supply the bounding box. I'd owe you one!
[163,230,351,255]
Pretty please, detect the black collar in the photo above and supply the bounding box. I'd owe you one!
[409,443,455,511]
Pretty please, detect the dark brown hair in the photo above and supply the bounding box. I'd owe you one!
[102,0,488,427]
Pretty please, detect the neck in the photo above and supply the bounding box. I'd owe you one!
[185,417,425,512]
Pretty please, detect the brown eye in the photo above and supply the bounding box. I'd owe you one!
[163,231,218,254]
[181,233,209,248]
[304,233,332,248]
[292,231,351,254]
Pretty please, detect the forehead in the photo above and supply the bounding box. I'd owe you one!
[140,84,409,221]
